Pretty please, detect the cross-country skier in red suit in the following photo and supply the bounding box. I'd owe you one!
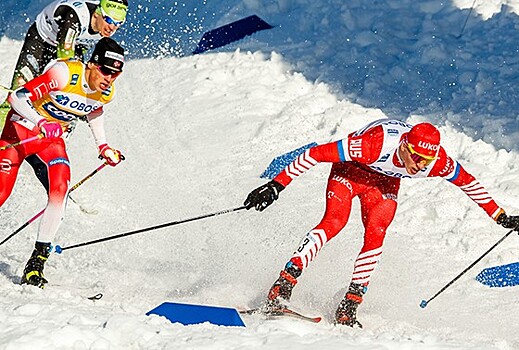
[0,0,129,198]
[0,38,124,288]
[244,118,519,327]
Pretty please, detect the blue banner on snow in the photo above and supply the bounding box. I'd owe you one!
[147,302,245,327]
[192,15,274,55]
[475,262,519,287]
[260,142,318,179]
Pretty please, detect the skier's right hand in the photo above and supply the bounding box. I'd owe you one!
[497,212,519,231]
[244,180,285,212]
[38,119,63,139]
[98,144,123,167]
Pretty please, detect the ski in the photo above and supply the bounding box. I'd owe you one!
[238,307,322,323]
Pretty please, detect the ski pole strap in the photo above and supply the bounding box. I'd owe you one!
[55,206,247,253]
[420,228,516,308]
[0,133,44,151]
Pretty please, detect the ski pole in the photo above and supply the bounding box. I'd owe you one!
[420,228,517,308]
[67,151,126,214]
[0,85,12,92]
[0,134,44,151]
[0,162,108,246]
[67,194,98,215]
[0,123,73,152]
[55,206,247,253]
[455,0,477,39]
[69,162,109,192]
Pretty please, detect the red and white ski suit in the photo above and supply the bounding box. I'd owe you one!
[274,119,503,286]
[0,59,113,243]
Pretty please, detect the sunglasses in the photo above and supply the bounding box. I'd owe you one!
[406,142,436,166]
[96,65,121,78]
[99,7,125,27]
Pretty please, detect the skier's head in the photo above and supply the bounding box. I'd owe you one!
[90,37,125,73]
[406,122,441,160]
[93,0,128,37]
[97,0,128,25]
[400,122,440,175]
[87,38,124,91]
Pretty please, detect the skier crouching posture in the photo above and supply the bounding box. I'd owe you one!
[0,37,125,288]
[0,0,129,190]
[244,118,519,327]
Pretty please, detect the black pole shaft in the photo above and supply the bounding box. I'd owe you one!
[423,228,515,306]
[60,206,247,251]
[0,163,107,247]
[456,0,477,39]
[0,221,31,246]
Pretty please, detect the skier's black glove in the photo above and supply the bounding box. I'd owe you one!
[496,212,519,231]
[244,180,285,212]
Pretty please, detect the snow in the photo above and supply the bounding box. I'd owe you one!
[1,0,519,349]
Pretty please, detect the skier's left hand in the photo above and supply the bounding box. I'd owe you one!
[244,180,285,212]
[98,143,123,167]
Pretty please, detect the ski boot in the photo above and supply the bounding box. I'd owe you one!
[264,261,302,312]
[21,242,51,288]
[334,282,366,328]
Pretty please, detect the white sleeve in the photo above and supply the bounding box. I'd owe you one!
[7,61,70,125]
[8,88,45,125]
[86,113,107,147]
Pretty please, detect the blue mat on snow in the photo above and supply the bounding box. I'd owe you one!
[260,142,318,179]
[475,262,519,287]
[146,302,245,327]
[192,15,274,54]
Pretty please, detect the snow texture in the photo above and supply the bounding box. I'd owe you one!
[1,0,519,349]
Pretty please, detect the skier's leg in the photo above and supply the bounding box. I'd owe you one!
[1,24,54,129]
[0,146,22,207]
[266,163,356,308]
[21,141,70,287]
[11,24,54,90]
[0,117,26,206]
[35,142,70,243]
[25,155,50,193]
[335,179,399,326]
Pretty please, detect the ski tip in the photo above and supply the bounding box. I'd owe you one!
[420,300,428,308]
[54,245,63,254]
